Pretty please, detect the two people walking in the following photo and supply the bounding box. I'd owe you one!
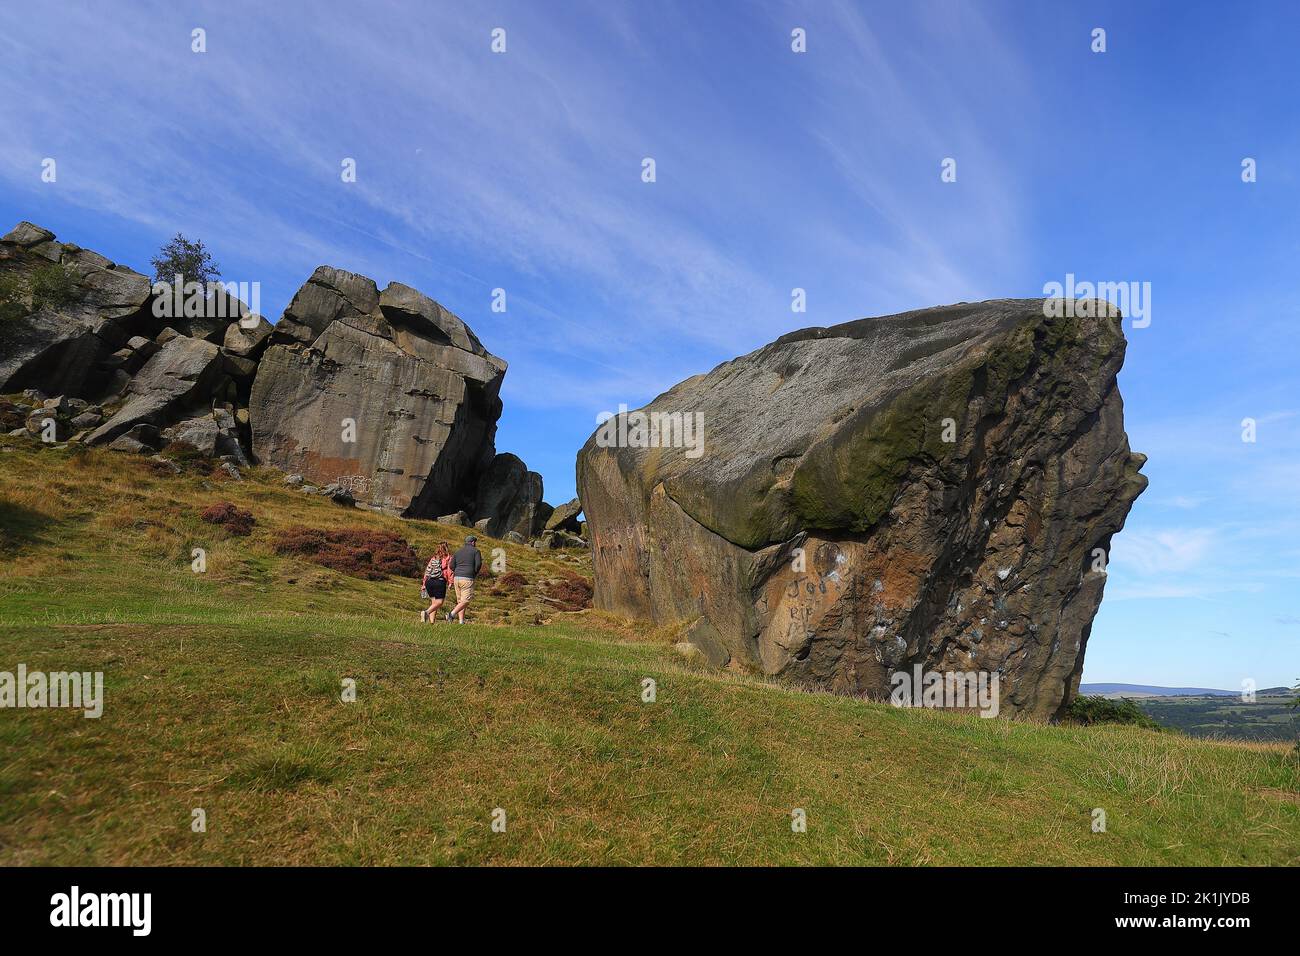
[420,535,481,625]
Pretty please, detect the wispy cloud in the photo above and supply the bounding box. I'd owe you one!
[1156,494,1209,510]
[0,0,1042,414]
[1109,527,1216,577]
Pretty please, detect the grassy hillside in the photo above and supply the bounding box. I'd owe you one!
[0,434,1297,866]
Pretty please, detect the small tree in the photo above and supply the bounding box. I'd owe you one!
[151,233,221,286]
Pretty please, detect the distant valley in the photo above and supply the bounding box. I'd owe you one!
[1081,684,1297,742]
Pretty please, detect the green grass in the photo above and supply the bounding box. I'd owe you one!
[0,435,1297,865]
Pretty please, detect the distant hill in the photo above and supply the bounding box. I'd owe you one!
[1080,683,1238,698]
[1081,683,1294,699]
[1078,684,1297,742]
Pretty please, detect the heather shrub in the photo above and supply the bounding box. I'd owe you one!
[200,502,255,536]
[273,526,419,580]
[542,573,593,612]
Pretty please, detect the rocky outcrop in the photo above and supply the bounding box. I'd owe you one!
[1,222,258,453]
[2,222,546,531]
[532,528,587,550]
[577,299,1147,720]
[0,222,153,399]
[248,267,509,517]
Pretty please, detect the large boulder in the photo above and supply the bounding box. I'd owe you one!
[268,266,380,346]
[545,497,583,534]
[577,299,1147,720]
[249,267,507,515]
[471,452,546,538]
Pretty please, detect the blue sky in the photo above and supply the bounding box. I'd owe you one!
[2,1,1296,688]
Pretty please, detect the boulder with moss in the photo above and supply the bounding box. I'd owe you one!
[576,299,1147,720]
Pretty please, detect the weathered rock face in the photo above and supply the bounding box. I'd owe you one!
[0,222,153,398]
[87,335,223,444]
[249,267,508,516]
[577,300,1147,720]
[223,314,273,358]
[470,452,547,538]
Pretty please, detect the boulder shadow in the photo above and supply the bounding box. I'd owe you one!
[0,497,57,554]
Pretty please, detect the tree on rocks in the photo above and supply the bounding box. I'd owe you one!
[151,234,221,286]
